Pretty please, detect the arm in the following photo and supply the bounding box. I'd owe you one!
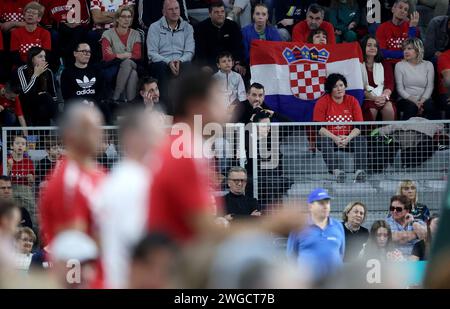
[394,63,412,100]
[443,69,450,89]
[131,42,142,60]
[147,25,170,64]
[383,61,395,93]
[392,231,417,244]
[90,9,114,25]
[381,49,404,59]
[179,24,195,63]
[101,37,116,62]
[421,62,435,100]
[0,21,26,32]
[424,20,438,59]
[326,22,337,44]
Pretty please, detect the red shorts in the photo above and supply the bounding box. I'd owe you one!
[362,100,397,121]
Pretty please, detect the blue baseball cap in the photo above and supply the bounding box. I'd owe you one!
[308,188,332,204]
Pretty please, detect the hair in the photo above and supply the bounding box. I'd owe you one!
[74,42,90,52]
[227,166,247,178]
[26,46,46,68]
[132,232,177,262]
[306,28,328,44]
[251,109,271,123]
[58,102,102,138]
[115,5,134,27]
[360,35,384,63]
[0,176,11,182]
[118,106,147,140]
[209,0,225,12]
[390,195,412,212]
[367,220,394,251]
[12,135,27,144]
[307,4,325,17]
[0,198,19,220]
[248,82,265,93]
[393,0,410,8]
[171,69,218,118]
[342,201,367,223]
[15,226,37,243]
[397,180,418,204]
[330,0,355,7]
[216,51,233,64]
[402,37,425,63]
[138,76,159,92]
[24,1,45,18]
[324,73,347,94]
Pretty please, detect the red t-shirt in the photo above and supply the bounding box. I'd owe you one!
[39,158,105,246]
[292,20,336,44]
[8,154,34,186]
[376,21,419,62]
[313,94,363,136]
[148,135,213,244]
[0,0,30,23]
[40,0,91,26]
[0,84,24,117]
[10,26,52,63]
[437,50,450,95]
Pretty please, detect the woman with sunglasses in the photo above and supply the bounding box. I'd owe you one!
[397,180,430,223]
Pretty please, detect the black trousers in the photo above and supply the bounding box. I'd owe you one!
[397,98,440,120]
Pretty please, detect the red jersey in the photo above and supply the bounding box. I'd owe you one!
[10,26,51,63]
[292,20,336,44]
[313,94,363,136]
[39,158,105,246]
[437,50,450,95]
[0,84,24,117]
[376,21,419,62]
[0,0,31,23]
[148,134,213,244]
[8,154,34,186]
[40,0,90,26]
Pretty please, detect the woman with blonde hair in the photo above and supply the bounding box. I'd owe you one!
[397,180,430,222]
[341,201,369,262]
[14,227,36,272]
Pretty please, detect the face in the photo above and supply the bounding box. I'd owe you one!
[141,82,160,104]
[347,205,365,227]
[74,43,91,65]
[392,2,409,21]
[2,88,18,101]
[227,171,247,195]
[306,11,323,30]
[48,145,62,160]
[32,50,46,67]
[217,56,233,73]
[403,45,418,61]
[365,38,378,57]
[401,184,416,202]
[310,199,331,220]
[312,32,327,44]
[247,87,265,108]
[430,218,439,235]
[118,10,133,28]
[331,80,346,100]
[24,8,41,25]
[253,6,269,27]
[376,227,389,248]
[0,208,21,236]
[70,109,104,156]
[17,232,34,254]
[210,6,225,26]
[257,117,271,139]
[390,200,408,221]
[0,180,13,199]
[12,137,27,154]
[164,0,181,23]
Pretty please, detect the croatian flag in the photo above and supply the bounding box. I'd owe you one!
[250,41,364,122]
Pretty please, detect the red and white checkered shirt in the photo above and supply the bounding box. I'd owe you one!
[0,0,32,23]
[90,0,135,31]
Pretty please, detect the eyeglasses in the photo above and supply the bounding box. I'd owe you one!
[76,50,91,55]
[229,179,247,184]
[390,206,405,212]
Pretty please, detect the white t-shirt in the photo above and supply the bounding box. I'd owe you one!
[223,0,252,27]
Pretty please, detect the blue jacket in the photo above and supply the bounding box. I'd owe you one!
[241,24,282,62]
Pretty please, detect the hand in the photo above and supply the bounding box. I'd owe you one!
[201,66,214,74]
[409,11,420,27]
[374,96,387,107]
[214,217,230,228]
[105,46,113,55]
[279,18,294,27]
[405,213,414,225]
[416,99,425,114]
[33,62,49,77]
[27,174,34,183]
[7,158,13,173]
[118,52,132,59]
[0,106,4,112]
[169,61,179,76]
[335,29,342,35]
[435,51,442,58]
[265,109,274,117]
[348,21,357,30]
[234,64,247,76]
[142,90,154,106]
[413,222,427,240]
[224,214,233,221]
[251,210,262,216]
[339,135,351,148]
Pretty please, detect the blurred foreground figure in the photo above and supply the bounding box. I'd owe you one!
[0,199,21,273]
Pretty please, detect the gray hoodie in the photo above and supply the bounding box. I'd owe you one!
[147,16,195,64]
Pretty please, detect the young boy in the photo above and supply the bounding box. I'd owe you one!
[213,51,247,108]
[35,138,62,185]
[7,135,36,226]
[0,83,28,131]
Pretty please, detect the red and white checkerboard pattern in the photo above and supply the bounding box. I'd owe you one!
[289,62,326,100]
[0,12,24,22]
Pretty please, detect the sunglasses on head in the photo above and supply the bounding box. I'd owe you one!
[390,206,405,212]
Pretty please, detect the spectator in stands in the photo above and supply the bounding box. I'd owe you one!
[0,82,28,128]
[395,38,438,120]
[313,73,368,183]
[40,0,91,65]
[234,82,291,123]
[341,201,369,262]
[15,47,57,125]
[274,0,316,41]
[409,0,448,18]
[10,2,51,66]
[306,28,328,44]
[0,175,32,229]
[101,6,141,104]
[386,195,427,258]
[223,0,252,28]
[194,1,246,75]
[137,0,188,30]
[359,219,406,261]
[292,4,336,44]
[0,199,21,270]
[0,0,28,33]
[411,214,438,261]
[424,15,450,62]
[35,139,61,185]
[6,136,35,228]
[360,35,396,121]
[437,50,450,118]
[241,3,282,63]
[223,167,261,220]
[13,226,35,272]
[397,180,430,222]
[375,0,420,65]
[136,76,161,111]
[147,0,195,109]
[327,0,360,43]
[213,51,246,107]
[286,188,345,283]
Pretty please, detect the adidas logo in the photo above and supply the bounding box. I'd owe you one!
[76,89,96,96]
[76,76,96,89]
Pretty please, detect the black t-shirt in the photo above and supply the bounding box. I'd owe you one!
[60,65,103,103]
[343,223,370,262]
[412,239,427,261]
[224,192,260,218]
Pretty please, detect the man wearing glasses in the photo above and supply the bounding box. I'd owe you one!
[223,167,261,220]
[386,195,427,258]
